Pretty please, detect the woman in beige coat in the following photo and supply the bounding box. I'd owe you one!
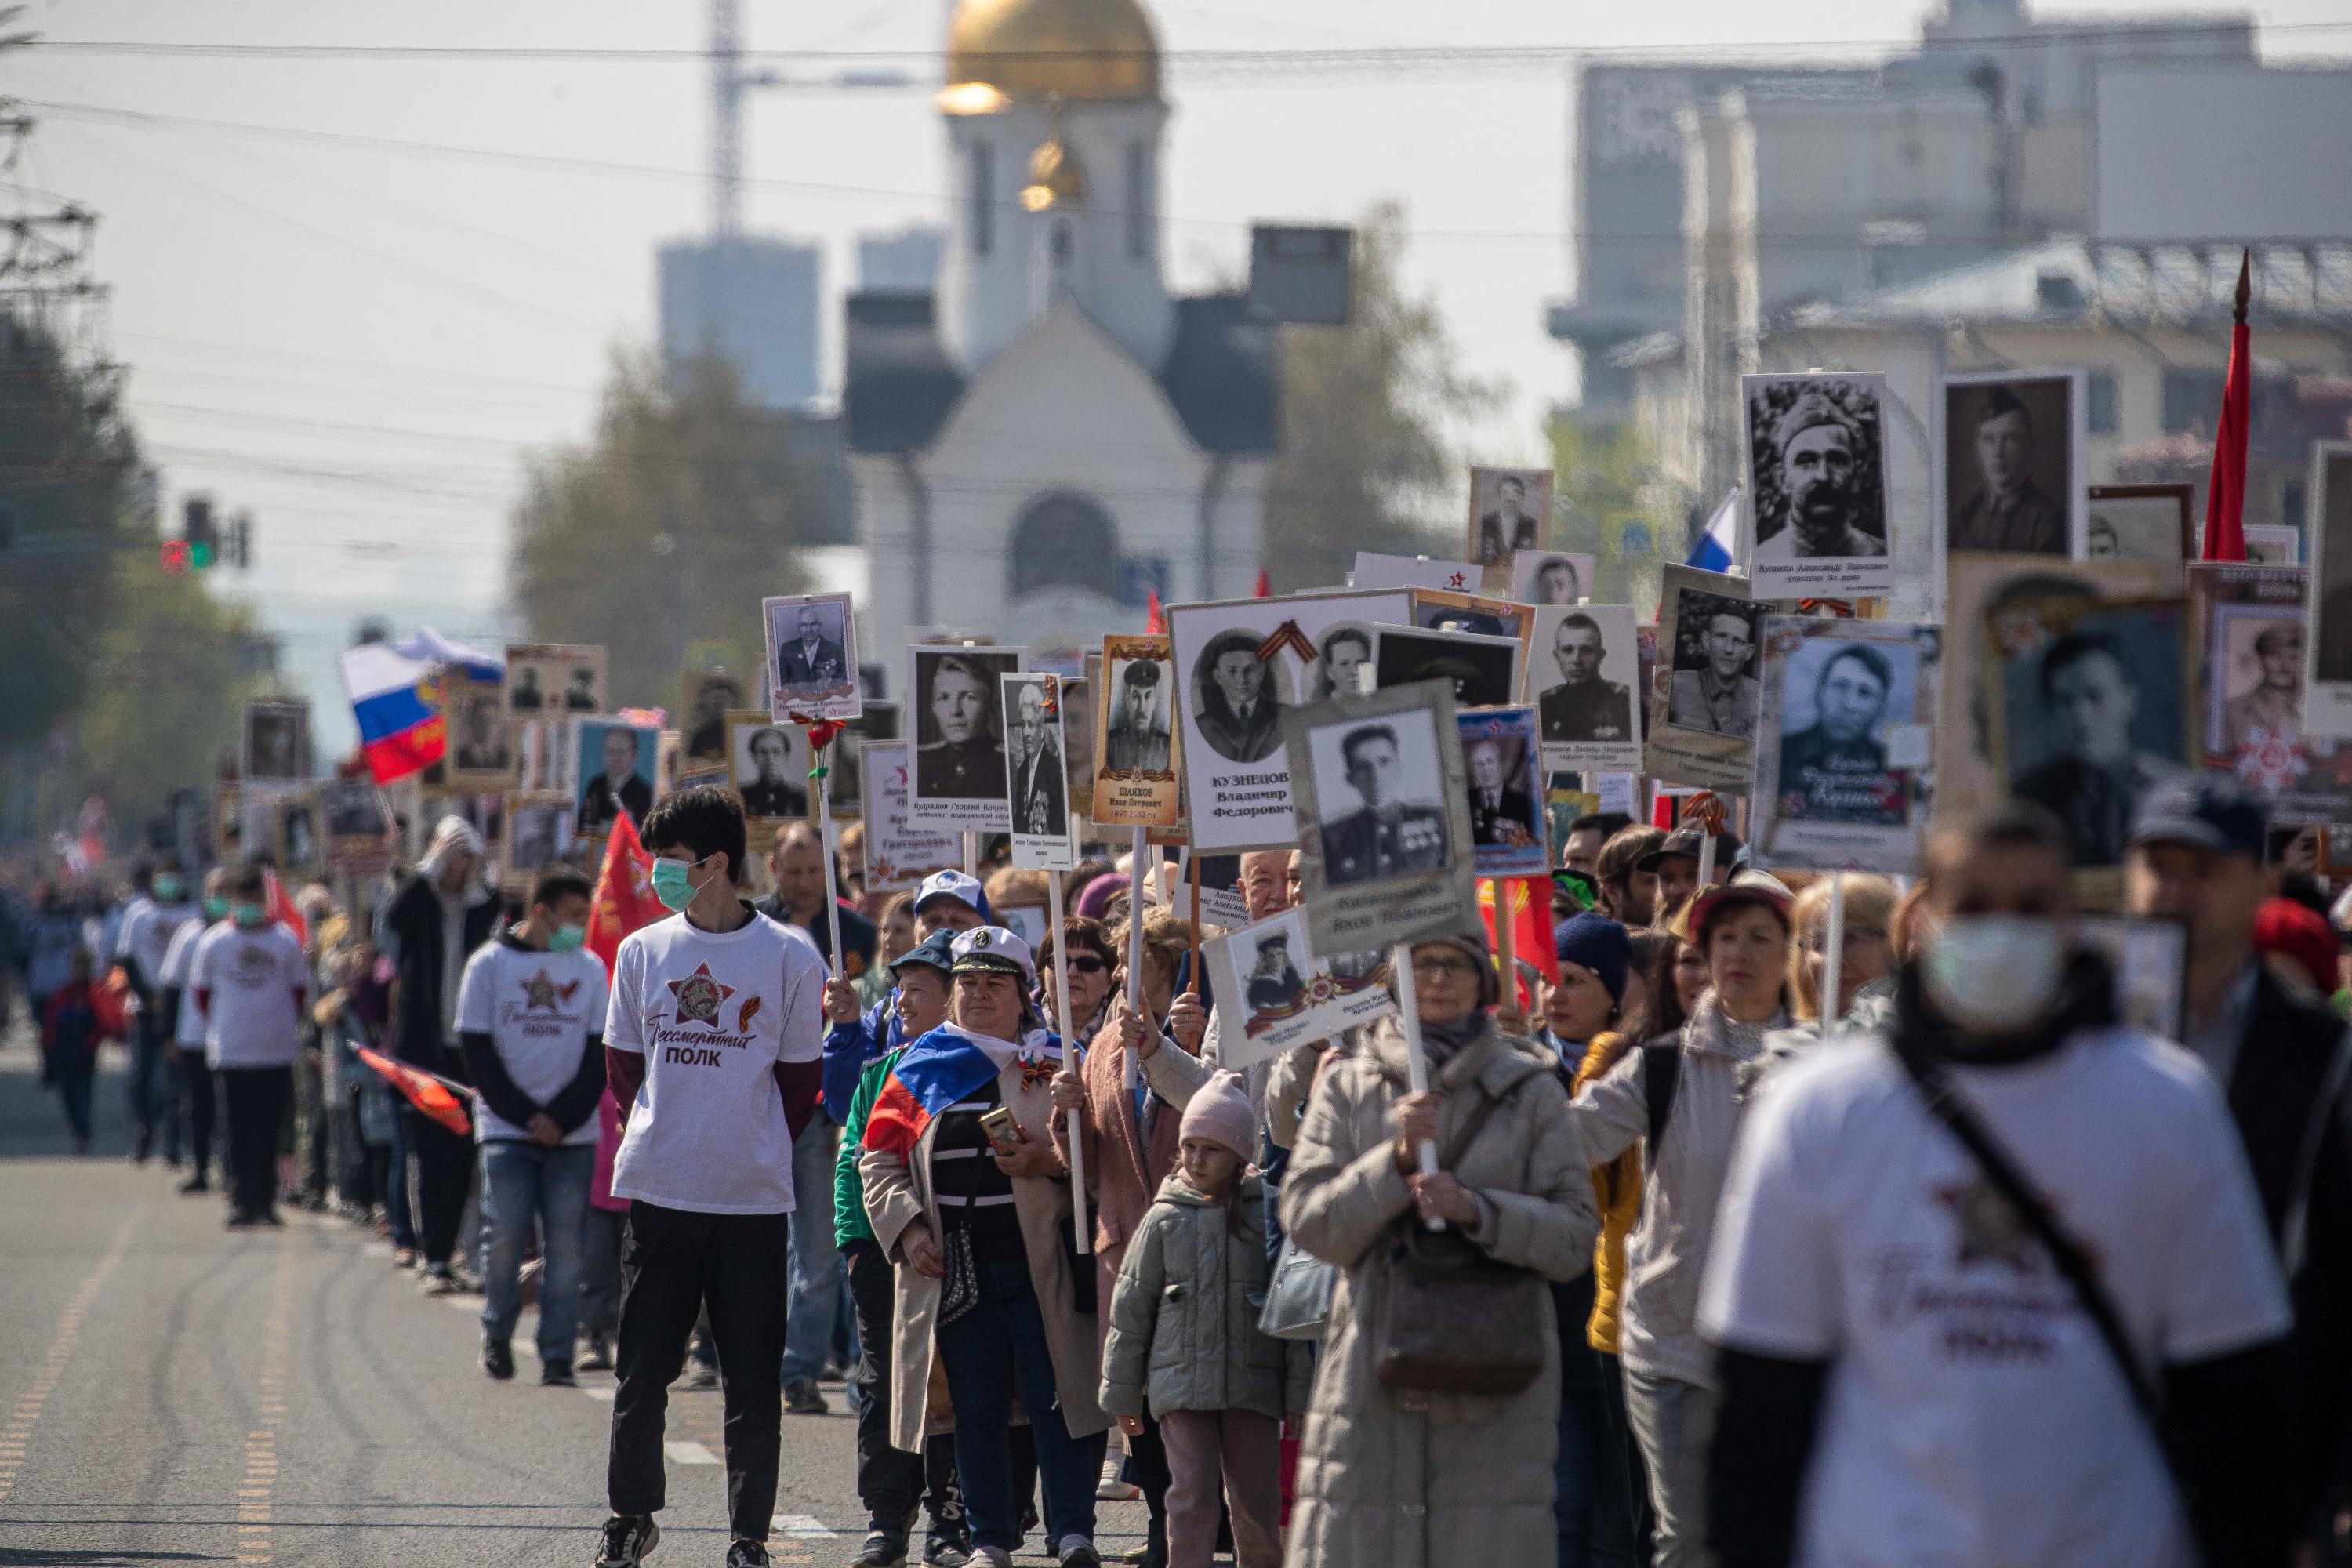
[1281,928,1600,1568]
[858,927,1111,1568]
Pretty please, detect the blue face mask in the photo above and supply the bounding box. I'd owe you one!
[230,902,268,929]
[203,895,230,920]
[650,856,701,913]
[547,922,587,954]
[153,875,184,902]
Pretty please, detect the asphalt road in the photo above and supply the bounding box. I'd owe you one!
[0,1019,1149,1567]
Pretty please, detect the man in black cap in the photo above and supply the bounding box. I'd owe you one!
[1104,659,1171,773]
[2124,774,2352,1546]
[1638,826,1743,927]
[1752,390,1886,564]
[1243,933,1306,1013]
[1320,723,1450,887]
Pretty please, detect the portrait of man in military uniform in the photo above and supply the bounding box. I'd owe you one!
[1470,468,1551,566]
[1007,678,1067,839]
[683,673,743,764]
[2219,620,2303,756]
[732,724,808,821]
[1749,387,1887,566]
[1944,376,2075,557]
[2012,629,2184,866]
[1465,736,1536,849]
[1775,641,1904,825]
[1191,630,1285,765]
[1318,720,1452,889]
[773,603,849,695]
[1103,658,1173,775]
[1667,595,1763,739]
[1537,610,1635,745]
[1243,931,1307,1013]
[913,650,1014,802]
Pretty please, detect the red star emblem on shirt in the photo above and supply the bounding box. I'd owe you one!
[666,963,735,1027]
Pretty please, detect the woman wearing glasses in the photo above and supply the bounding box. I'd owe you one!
[1787,873,1904,1033]
[1281,928,1600,1568]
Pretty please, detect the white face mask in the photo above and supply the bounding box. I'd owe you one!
[1923,915,2065,1035]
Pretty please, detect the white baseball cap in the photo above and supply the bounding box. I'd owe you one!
[915,869,986,917]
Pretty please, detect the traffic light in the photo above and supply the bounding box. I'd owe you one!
[183,495,217,569]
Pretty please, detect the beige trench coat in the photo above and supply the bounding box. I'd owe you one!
[858,1054,1111,1455]
[1280,1017,1599,1568]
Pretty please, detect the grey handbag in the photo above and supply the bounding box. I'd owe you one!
[1257,1234,1336,1341]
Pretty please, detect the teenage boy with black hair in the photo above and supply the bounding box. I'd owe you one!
[595,787,826,1568]
[456,865,608,1387]
[188,864,310,1227]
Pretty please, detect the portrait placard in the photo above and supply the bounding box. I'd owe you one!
[1467,466,1553,568]
[2305,444,2352,742]
[2242,524,2301,566]
[1166,590,1411,852]
[681,670,752,765]
[242,700,311,783]
[504,644,607,719]
[1287,679,1477,956]
[1743,372,1895,597]
[764,592,861,722]
[1510,550,1599,608]
[1986,594,2191,876]
[1370,625,1521,709]
[906,645,1025,832]
[442,673,516,791]
[1092,634,1182,828]
[1203,908,1397,1073]
[501,793,578,895]
[726,712,810,824]
[1526,602,1642,772]
[237,781,297,861]
[572,717,660,837]
[2072,915,2187,1040]
[1458,706,1550,880]
[1935,554,2171,825]
[2087,485,2193,593]
[1001,673,1076,871]
[274,790,323,876]
[859,740,960,892]
[319,776,391,871]
[1937,368,2086,559]
[1748,618,1940,875]
[1646,565,1798,792]
[826,702,898,820]
[2189,564,2352,826]
[1350,552,1481,594]
[1408,587,1533,647]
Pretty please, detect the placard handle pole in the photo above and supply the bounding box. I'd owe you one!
[816,770,844,980]
[1187,854,1203,998]
[1049,872,1088,1254]
[1490,880,1517,1022]
[1126,827,1149,1092]
[961,830,977,878]
[1696,829,1717,891]
[1391,939,1443,1229]
[1820,873,1846,1038]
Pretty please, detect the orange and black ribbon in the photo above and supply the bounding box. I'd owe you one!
[1682,790,1731,837]
[1255,620,1317,664]
[1797,598,1856,618]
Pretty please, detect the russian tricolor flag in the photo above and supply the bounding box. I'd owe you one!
[1686,488,1741,574]
[861,1026,1011,1159]
[339,641,448,785]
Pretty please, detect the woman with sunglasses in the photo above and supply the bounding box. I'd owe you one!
[1036,917,1119,1046]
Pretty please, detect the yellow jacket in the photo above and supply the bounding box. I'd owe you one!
[1574,1030,1642,1355]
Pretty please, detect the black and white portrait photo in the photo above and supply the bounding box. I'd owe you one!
[1744,373,1894,597]
[728,715,809,822]
[1305,712,1454,890]
[764,593,861,722]
[1468,466,1553,567]
[683,670,747,764]
[1665,590,1764,739]
[1768,635,1915,826]
[1243,928,1308,1012]
[505,796,575,879]
[1190,630,1290,765]
[1002,674,1069,840]
[2301,445,2352,740]
[1459,708,1548,879]
[1511,550,1597,607]
[1102,654,1174,775]
[2086,485,2192,589]
[1528,602,1642,768]
[320,778,387,843]
[1203,907,1398,1069]
[908,644,1022,829]
[445,677,513,789]
[573,718,659,835]
[1940,370,2085,558]
[1370,626,1520,710]
[1311,624,1374,700]
[1410,589,1529,643]
[278,797,320,872]
[243,702,310,782]
[505,644,607,720]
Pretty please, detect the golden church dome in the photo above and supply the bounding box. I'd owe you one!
[945,0,1162,106]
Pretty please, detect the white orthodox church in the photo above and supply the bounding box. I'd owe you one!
[844,0,1280,665]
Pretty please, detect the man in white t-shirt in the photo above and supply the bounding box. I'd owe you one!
[189,865,310,1228]
[158,868,230,1194]
[456,865,608,1388]
[116,855,202,1167]
[1700,801,2297,1568]
[595,787,824,1568]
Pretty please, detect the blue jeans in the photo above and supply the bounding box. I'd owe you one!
[478,1139,594,1363]
[385,1106,416,1251]
[780,1115,846,1384]
[935,1257,1098,1554]
[1558,1377,1640,1568]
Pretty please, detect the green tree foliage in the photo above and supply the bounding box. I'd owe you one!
[1548,412,1667,613]
[507,352,821,710]
[74,568,263,834]
[1262,202,1500,591]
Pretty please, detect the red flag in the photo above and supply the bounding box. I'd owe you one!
[1145,588,1165,635]
[263,867,309,946]
[2201,249,2252,563]
[356,1044,474,1137]
[586,805,666,979]
[1253,567,1271,598]
[1479,877,1559,1012]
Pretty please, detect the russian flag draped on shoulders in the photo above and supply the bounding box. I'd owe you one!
[862,1024,1062,1158]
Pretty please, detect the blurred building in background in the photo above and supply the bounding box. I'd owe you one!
[657,233,823,410]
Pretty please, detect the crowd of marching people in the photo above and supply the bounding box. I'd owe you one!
[8,768,2352,1568]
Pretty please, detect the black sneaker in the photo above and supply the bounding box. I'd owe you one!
[595,1513,658,1566]
[179,1173,210,1195]
[783,1377,829,1415]
[224,1210,260,1229]
[540,1359,576,1388]
[1057,1541,1101,1568]
[851,1530,909,1567]
[483,1340,515,1381]
[723,1541,768,1567]
[919,1537,969,1567]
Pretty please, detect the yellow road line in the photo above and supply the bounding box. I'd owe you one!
[0,1207,140,1506]
[232,1233,301,1564]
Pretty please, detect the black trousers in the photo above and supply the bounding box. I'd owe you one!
[403,1106,475,1269]
[847,1240,967,1538]
[218,1065,292,1220]
[178,1051,216,1178]
[609,1200,790,1543]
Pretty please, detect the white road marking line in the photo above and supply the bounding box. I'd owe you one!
[0,1210,138,1506]
[664,1440,718,1465]
[774,1514,837,1539]
[583,1387,616,1403]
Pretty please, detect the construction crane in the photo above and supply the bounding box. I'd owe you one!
[707,0,920,238]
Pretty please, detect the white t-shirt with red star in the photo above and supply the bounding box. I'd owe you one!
[455,941,610,1146]
[604,908,826,1214]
